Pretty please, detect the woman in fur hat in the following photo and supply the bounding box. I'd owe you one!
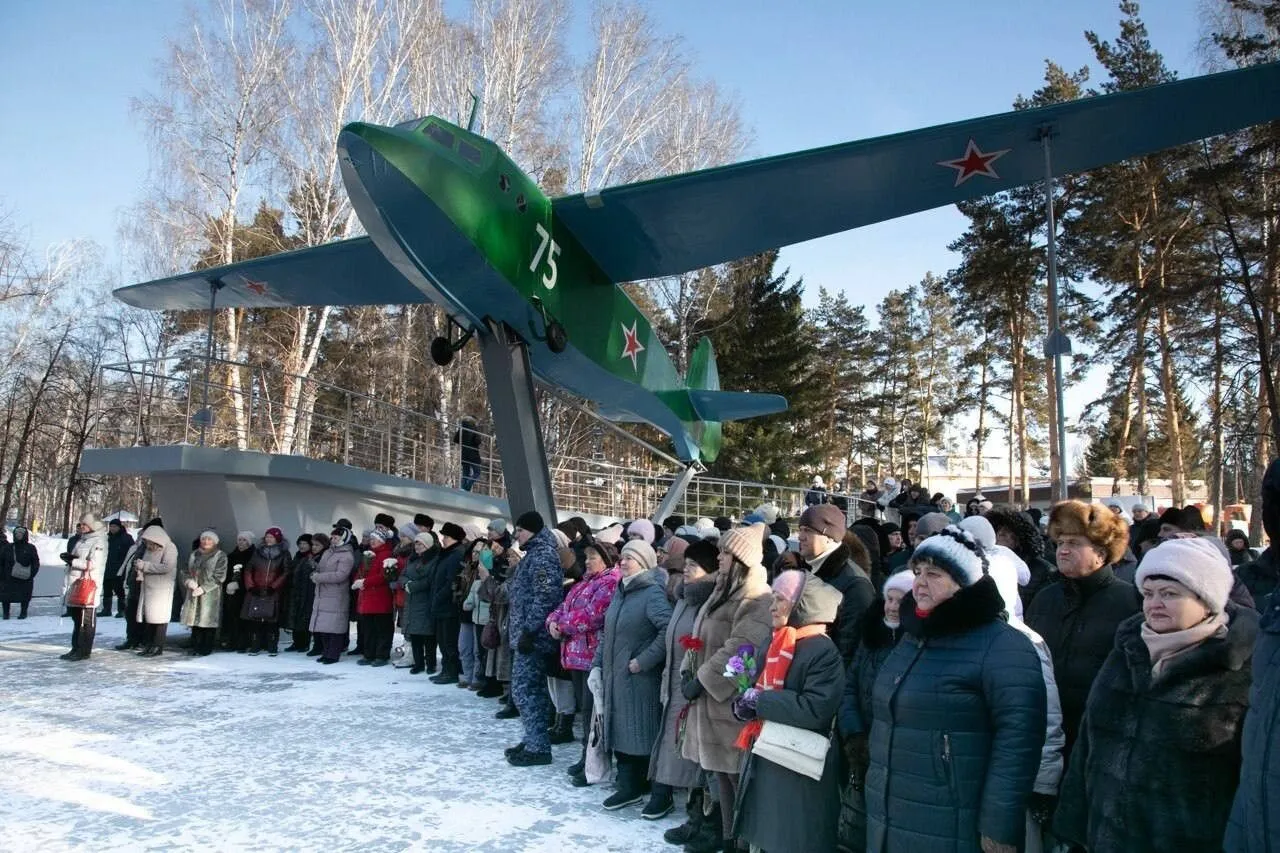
[864,527,1047,853]
[181,531,226,656]
[1055,537,1256,853]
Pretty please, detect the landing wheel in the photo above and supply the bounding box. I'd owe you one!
[547,321,568,354]
[430,336,455,366]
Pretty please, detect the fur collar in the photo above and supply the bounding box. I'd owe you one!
[1117,602,1259,684]
[681,576,717,610]
[860,597,902,650]
[900,575,1005,639]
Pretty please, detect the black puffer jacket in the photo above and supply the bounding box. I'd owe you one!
[427,542,464,619]
[1056,605,1256,853]
[839,600,902,741]
[803,542,876,666]
[1025,566,1141,755]
[865,576,1048,853]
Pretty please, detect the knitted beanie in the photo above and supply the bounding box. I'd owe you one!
[1136,537,1234,614]
[883,570,914,598]
[515,511,544,535]
[915,512,952,541]
[621,540,657,572]
[910,526,988,588]
[628,518,656,544]
[684,539,720,574]
[719,522,767,568]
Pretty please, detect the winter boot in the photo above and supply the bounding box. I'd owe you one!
[663,788,705,845]
[550,714,576,745]
[508,747,552,767]
[682,801,723,853]
[642,783,675,820]
[603,758,645,810]
[495,703,520,720]
[476,679,503,698]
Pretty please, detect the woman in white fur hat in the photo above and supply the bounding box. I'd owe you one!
[1055,536,1257,853]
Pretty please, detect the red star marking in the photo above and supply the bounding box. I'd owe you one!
[620,320,645,371]
[243,277,268,296]
[937,139,1011,187]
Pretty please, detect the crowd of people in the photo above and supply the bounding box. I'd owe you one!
[5,462,1280,853]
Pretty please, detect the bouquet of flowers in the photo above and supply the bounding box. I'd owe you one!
[381,557,400,583]
[724,643,759,694]
[678,634,704,675]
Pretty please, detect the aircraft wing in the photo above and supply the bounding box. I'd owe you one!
[113,237,429,311]
[552,61,1280,283]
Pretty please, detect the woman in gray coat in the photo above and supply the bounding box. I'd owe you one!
[180,531,226,656]
[648,540,719,824]
[590,540,672,812]
[401,532,438,674]
[310,528,355,664]
[134,525,179,657]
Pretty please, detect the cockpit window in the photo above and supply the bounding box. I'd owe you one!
[424,124,455,149]
[458,140,483,166]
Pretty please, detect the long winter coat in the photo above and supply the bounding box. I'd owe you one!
[592,570,672,756]
[133,526,178,624]
[547,565,621,671]
[1227,593,1280,853]
[804,542,876,665]
[105,527,134,577]
[66,527,107,609]
[1238,549,1280,604]
[734,578,846,853]
[0,529,40,604]
[1056,604,1256,853]
[1025,565,1141,755]
[354,542,396,616]
[287,552,317,632]
[401,551,436,636]
[650,577,716,789]
[426,543,464,619]
[180,547,227,628]
[838,604,903,853]
[507,528,565,655]
[309,543,354,634]
[242,542,290,622]
[864,576,1048,853]
[681,561,774,774]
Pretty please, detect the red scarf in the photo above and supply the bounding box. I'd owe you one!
[735,623,828,750]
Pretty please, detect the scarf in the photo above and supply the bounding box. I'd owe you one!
[734,623,828,750]
[1141,610,1229,677]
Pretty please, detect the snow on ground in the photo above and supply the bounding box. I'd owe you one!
[0,600,681,852]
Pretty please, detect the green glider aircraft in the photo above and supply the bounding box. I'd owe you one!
[115,60,1280,510]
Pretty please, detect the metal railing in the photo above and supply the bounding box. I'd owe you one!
[90,354,874,524]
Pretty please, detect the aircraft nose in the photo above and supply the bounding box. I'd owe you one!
[339,122,394,180]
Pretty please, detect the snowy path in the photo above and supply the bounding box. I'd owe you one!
[0,602,681,852]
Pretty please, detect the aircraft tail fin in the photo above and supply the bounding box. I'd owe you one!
[685,336,720,392]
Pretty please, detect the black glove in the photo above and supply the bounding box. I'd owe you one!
[842,733,870,789]
[517,631,535,654]
[59,552,72,564]
[681,673,704,700]
[1027,792,1057,826]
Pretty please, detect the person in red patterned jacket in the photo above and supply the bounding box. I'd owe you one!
[242,527,292,656]
[354,529,400,667]
[547,541,621,771]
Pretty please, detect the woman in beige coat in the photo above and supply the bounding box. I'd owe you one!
[680,523,774,851]
[181,531,227,656]
[134,525,179,657]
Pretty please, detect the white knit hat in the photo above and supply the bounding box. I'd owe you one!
[959,515,997,549]
[882,570,914,597]
[627,518,656,544]
[754,503,781,525]
[910,526,988,588]
[621,540,657,572]
[1136,537,1234,614]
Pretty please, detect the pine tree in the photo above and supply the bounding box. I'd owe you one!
[810,288,879,483]
[704,251,822,484]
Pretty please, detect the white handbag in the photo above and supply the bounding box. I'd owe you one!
[750,720,831,781]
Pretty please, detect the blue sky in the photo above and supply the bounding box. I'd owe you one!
[0,0,1205,313]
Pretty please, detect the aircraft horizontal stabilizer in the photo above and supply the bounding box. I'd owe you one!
[658,389,788,423]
